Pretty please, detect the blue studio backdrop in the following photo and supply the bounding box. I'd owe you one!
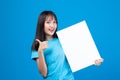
[0,0,120,80]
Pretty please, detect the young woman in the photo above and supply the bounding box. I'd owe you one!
[31,10,103,80]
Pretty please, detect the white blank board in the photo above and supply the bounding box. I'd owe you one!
[57,20,101,72]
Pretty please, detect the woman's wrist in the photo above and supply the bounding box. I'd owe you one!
[38,49,43,53]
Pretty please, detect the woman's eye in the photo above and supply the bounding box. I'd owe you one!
[46,22,50,24]
[54,21,56,23]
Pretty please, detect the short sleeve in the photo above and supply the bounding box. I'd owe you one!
[31,51,39,60]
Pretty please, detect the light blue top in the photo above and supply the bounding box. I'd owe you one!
[31,38,74,80]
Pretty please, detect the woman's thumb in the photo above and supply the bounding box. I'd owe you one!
[35,39,41,44]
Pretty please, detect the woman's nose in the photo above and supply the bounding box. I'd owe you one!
[50,23,54,27]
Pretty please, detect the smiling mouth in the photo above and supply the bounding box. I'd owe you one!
[49,29,54,33]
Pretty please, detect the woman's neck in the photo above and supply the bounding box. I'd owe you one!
[45,35,53,40]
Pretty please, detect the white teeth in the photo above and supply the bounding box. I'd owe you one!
[49,29,54,32]
[50,28,53,30]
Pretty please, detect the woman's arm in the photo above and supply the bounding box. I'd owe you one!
[36,50,47,77]
[35,39,48,77]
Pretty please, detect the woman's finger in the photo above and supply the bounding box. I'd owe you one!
[43,41,48,48]
[95,60,101,66]
[35,39,41,44]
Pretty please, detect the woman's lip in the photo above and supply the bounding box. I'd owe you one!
[49,29,54,32]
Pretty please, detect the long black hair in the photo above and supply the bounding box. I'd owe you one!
[31,11,58,51]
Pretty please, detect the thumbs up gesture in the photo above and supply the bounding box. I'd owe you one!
[35,39,48,51]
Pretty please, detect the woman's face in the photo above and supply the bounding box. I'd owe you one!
[44,16,57,39]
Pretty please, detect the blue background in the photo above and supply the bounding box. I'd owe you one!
[0,0,120,80]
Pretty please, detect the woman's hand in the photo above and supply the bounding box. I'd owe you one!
[35,39,48,51]
[94,58,104,66]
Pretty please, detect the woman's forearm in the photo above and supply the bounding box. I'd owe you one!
[36,50,47,77]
